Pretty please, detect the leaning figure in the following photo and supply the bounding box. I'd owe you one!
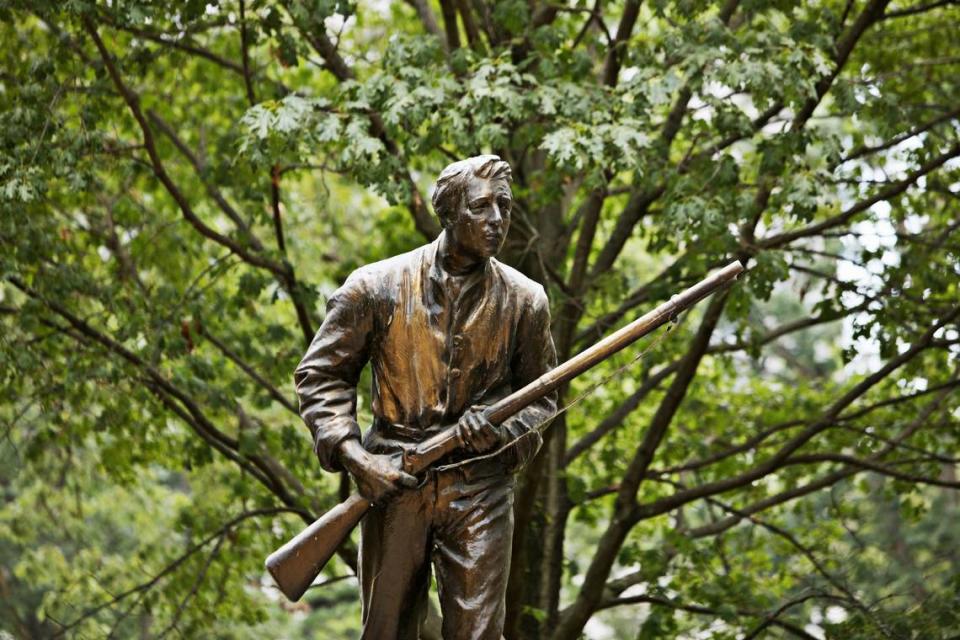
[294,155,558,639]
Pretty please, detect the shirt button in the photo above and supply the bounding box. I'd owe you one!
[450,368,461,379]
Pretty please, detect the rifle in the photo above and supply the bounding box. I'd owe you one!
[266,260,745,601]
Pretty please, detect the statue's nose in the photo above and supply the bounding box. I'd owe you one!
[489,202,503,228]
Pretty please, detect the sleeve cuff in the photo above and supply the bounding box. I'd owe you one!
[313,419,362,473]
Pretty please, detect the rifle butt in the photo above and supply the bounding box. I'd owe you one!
[265,493,370,601]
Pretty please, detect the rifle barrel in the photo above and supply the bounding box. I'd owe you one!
[486,260,744,423]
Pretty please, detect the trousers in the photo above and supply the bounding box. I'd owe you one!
[358,458,515,640]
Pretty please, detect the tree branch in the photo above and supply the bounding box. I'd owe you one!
[586,0,742,281]
[156,535,226,639]
[145,109,263,250]
[651,371,956,551]
[82,19,288,279]
[53,508,296,636]
[564,360,679,465]
[197,327,299,415]
[552,291,730,640]
[790,0,891,129]
[404,0,447,49]
[882,0,960,19]
[7,276,307,511]
[600,0,641,86]
[285,6,441,241]
[786,453,960,488]
[598,593,821,640]
[638,314,959,522]
[701,492,885,629]
[149,109,316,346]
[839,104,960,165]
[99,16,245,75]
[438,0,461,51]
[454,0,483,50]
[761,143,960,248]
[238,0,257,105]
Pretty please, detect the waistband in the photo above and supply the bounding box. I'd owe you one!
[371,416,448,442]
[369,416,504,471]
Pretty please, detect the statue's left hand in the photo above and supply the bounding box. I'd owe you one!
[457,406,502,453]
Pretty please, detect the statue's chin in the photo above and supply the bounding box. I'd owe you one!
[446,233,503,261]
[485,237,505,258]
[480,246,501,260]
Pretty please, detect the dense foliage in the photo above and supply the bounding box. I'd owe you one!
[2,1,959,638]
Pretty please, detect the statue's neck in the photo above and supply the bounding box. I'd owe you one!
[437,231,486,276]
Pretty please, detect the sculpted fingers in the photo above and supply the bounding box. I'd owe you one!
[482,430,500,451]
[469,413,492,451]
[456,406,501,453]
[355,476,387,503]
[458,411,482,452]
[470,409,500,452]
[383,457,418,491]
[360,473,392,503]
[353,453,416,503]
[467,412,485,436]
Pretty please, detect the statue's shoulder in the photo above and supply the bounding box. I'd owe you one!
[490,259,548,306]
[342,244,430,292]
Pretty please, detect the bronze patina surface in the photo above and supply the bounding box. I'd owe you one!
[294,155,557,638]
[267,259,743,604]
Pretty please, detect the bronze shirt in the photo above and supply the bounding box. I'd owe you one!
[294,232,558,473]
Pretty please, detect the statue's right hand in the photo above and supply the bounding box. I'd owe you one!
[338,439,418,504]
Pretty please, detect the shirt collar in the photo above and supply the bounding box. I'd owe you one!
[428,230,491,287]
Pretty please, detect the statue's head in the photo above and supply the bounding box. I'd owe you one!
[431,154,512,260]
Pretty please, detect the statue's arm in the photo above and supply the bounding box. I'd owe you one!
[501,285,558,469]
[293,272,372,473]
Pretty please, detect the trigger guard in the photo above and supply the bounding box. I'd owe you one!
[398,449,430,489]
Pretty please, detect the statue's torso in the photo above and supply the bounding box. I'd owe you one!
[354,237,544,432]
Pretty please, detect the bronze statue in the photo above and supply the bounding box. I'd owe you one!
[294,155,558,639]
[278,154,745,637]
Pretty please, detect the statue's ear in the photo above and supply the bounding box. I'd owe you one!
[440,211,454,230]
[440,196,464,230]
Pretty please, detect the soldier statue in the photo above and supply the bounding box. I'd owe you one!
[294,155,558,639]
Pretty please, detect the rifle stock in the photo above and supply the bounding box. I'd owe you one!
[266,261,744,601]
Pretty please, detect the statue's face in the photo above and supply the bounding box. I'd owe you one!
[446,176,512,260]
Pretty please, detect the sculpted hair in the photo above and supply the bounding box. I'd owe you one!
[431,155,512,227]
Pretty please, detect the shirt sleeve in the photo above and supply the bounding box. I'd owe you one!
[293,271,373,473]
[499,284,558,471]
